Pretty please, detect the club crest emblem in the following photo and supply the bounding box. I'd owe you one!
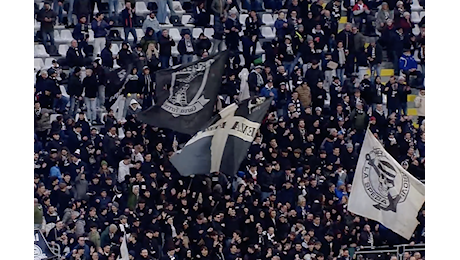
[161,59,215,117]
[34,245,47,260]
[362,148,410,212]
[247,97,266,114]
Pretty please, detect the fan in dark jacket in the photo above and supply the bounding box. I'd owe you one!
[66,40,86,68]
[193,1,211,27]
[118,42,135,69]
[178,31,196,64]
[245,11,262,37]
[195,33,212,56]
[101,42,114,68]
[304,61,324,89]
[224,10,243,51]
[366,39,383,79]
[242,35,258,69]
[158,30,176,69]
[68,68,84,117]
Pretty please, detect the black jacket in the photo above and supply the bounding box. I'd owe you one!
[36,8,57,32]
[83,75,99,98]
[66,47,84,68]
[366,43,383,64]
[158,35,176,57]
[67,74,83,97]
[178,38,196,55]
[101,47,114,68]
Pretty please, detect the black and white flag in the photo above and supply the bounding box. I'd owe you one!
[170,97,273,177]
[137,51,229,135]
[348,129,425,240]
[105,65,132,109]
[34,229,59,260]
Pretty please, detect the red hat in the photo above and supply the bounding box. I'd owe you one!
[370,116,376,121]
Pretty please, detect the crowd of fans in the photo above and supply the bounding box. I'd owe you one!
[34,0,426,259]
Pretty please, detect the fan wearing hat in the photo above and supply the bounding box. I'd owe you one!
[178,29,196,64]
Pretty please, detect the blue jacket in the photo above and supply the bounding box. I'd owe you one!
[91,20,111,38]
[49,166,62,182]
[399,53,417,72]
[274,19,288,39]
[260,85,278,101]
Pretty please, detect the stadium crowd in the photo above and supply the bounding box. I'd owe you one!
[34,0,426,259]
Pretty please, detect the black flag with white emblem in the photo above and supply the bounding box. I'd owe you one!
[137,51,229,135]
[170,96,273,177]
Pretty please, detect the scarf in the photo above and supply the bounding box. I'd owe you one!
[338,48,346,65]
[185,38,194,53]
[286,43,293,55]
[252,70,264,86]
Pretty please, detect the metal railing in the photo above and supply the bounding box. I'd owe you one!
[354,243,425,260]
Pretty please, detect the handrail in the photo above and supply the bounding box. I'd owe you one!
[354,244,425,260]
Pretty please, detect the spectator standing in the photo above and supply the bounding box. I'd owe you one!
[66,40,85,69]
[68,67,83,117]
[158,29,176,69]
[178,30,196,64]
[142,12,161,40]
[140,66,155,109]
[121,2,138,45]
[117,42,134,69]
[108,0,119,18]
[53,0,64,25]
[157,0,175,24]
[274,11,289,40]
[196,33,212,56]
[224,9,242,52]
[91,13,113,57]
[376,2,394,32]
[193,1,211,27]
[37,1,57,48]
[212,15,226,55]
[367,38,383,82]
[34,102,53,143]
[74,0,91,22]
[83,68,98,124]
[352,0,370,31]
[101,42,115,68]
[245,10,262,38]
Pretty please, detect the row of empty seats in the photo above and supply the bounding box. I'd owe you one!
[411,11,425,24]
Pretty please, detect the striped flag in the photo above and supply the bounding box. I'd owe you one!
[170,97,273,177]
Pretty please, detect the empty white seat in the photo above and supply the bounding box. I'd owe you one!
[204,28,214,39]
[93,4,99,15]
[50,114,61,123]
[35,45,50,58]
[412,24,420,36]
[135,2,150,16]
[192,28,203,39]
[35,58,45,71]
[172,1,185,14]
[262,14,275,26]
[54,30,61,43]
[261,27,275,40]
[182,14,194,27]
[255,42,264,55]
[159,17,173,28]
[411,12,421,24]
[44,58,55,69]
[59,30,74,43]
[420,11,425,19]
[411,0,423,11]
[171,44,180,57]
[59,44,69,57]
[136,28,145,39]
[169,28,182,42]
[110,43,120,56]
[35,20,40,30]
[210,14,214,26]
[273,13,278,20]
[239,14,249,25]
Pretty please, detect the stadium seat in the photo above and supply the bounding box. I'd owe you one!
[239,14,249,25]
[136,29,145,39]
[135,2,150,16]
[127,30,138,42]
[273,13,278,20]
[172,1,185,15]
[420,11,425,19]
[204,28,214,39]
[54,30,62,43]
[182,14,194,27]
[210,14,214,26]
[255,42,264,55]
[44,58,55,69]
[50,114,61,123]
[192,28,203,39]
[59,30,74,43]
[411,12,421,24]
[117,1,124,14]
[35,45,50,58]
[172,44,180,57]
[262,14,275,27]
[411,0,423,12]
[261,27,275,40]
[110,43,120,56]
[159,17,173,28]
[169,28,182,42]
[34,58,45,71]
[58,44,69,57]
[35,21,40,30]
[412,24,420,36]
